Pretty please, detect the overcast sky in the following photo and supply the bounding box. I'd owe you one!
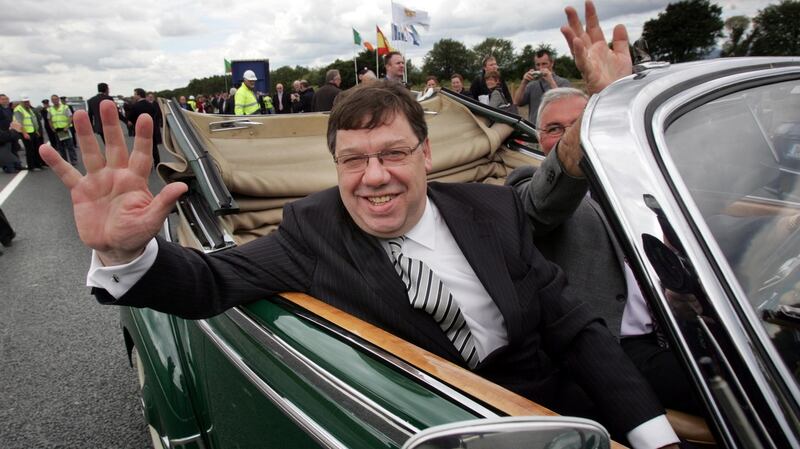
[0,0,772,103]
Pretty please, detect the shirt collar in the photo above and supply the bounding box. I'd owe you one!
[404,196,437,251]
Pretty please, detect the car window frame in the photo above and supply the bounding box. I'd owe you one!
[581,58,800,449]
[645,67,800,443]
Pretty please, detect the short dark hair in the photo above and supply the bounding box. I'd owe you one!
[97,83,109,93]
[384,51,403,64]
[450,73,464,82]
[326,79,426,155]
[134,88,146,98]
[535,49,553,60]
[425,75,438,83]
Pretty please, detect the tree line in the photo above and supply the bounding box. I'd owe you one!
[158,0,800,98]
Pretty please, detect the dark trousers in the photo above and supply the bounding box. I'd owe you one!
[621,333,704,415]
[0,208,14,246]
[55,135,78,165]
[152,141,160,168]
[23,133,45,169]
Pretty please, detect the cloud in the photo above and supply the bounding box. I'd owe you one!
[0,0,770,102]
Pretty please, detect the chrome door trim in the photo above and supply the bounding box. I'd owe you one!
[164,103,223,208]
[273,298,501,418]
[196,318,350,449]
[208,119,263,132]
[225,307,420,441]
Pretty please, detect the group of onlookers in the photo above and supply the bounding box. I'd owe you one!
[421,48,571,124]
[0,92,78,174]
[172,69,345,117]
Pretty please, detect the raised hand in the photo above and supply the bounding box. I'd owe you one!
[561,1,633,95]
[40,100,187,266]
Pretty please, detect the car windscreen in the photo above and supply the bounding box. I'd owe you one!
[664,78,800,386]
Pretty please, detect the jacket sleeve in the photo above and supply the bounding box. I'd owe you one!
[94,201,317,319]
[506,143,589,236]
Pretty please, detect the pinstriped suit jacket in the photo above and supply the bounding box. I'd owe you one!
[97,182,661,435]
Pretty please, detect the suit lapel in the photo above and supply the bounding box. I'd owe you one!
[428,186,525,342]
[338,204,464,362]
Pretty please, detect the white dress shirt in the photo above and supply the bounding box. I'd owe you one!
[380,198,508,361]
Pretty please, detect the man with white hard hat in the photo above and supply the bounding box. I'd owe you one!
[13,96,46,170]
[234,69,261,115]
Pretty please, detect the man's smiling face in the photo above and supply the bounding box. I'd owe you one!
[334,113,431,238]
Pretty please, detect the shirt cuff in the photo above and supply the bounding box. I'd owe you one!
[86,238,159,299]
[626,415,679,449]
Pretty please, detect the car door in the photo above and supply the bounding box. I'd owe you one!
[583,57,800,449]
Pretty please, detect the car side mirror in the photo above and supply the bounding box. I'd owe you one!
[402,416,610,449]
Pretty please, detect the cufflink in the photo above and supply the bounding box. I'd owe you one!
[112,274,120,283]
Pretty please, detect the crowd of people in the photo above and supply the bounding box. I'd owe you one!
[157,44,572,123]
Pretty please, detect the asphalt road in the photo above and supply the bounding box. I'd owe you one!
[0,131,168,448]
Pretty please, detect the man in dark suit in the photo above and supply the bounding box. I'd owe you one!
[127,88,162,167]
[86,82,124,143]
[312,70,342,112]
[272,83,291,114]
[41,4,678,447]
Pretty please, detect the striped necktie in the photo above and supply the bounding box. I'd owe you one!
[388,237,479,369]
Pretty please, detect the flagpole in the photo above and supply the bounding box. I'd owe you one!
[376,26,380,79]
[353,46,358,85]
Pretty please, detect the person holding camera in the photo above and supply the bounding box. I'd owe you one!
[513,49,571,126]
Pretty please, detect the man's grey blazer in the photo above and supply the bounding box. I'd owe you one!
[506,150,628,338]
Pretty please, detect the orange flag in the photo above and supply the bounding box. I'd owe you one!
[363,41,375,52]
[376,26,392,55]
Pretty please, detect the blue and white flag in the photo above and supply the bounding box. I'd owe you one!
[407,24,421,46]
[391,23,408,42]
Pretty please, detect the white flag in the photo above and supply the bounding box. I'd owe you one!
[391,2,430,30]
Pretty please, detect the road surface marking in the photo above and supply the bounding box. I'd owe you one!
[0,170,29,207]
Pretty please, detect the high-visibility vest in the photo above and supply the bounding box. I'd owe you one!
[187,100,197,110]
[262,95,273,111]
[234,84,260,115]
[13,105,35,133]
[49,104,70,130]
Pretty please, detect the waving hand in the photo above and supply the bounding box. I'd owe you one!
[561,1,633,95]
[40,100,187,266]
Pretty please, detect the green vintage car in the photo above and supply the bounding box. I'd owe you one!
[123,57,800,449]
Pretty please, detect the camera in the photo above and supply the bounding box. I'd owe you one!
[528,70,542,80]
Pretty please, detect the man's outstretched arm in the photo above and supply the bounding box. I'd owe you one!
[39,99,187,266]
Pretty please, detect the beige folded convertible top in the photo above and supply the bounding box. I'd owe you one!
[159,93,537,243]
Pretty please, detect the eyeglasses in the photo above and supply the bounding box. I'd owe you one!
[333,141,423,172]
[536,122,576,138]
